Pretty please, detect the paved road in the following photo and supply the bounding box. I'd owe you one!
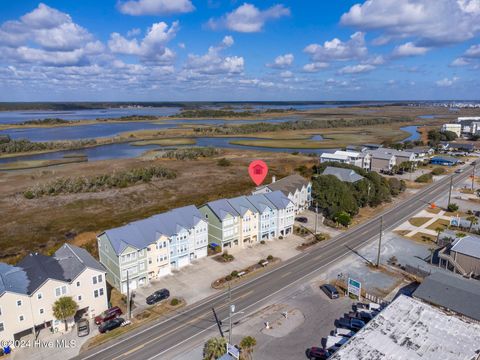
[76,168,474,360]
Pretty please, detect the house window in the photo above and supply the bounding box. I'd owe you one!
[16,300,22,307]
[37,293,43,300]
[99,288,104,296]
[55,286,67,297]
[19,315,24,322]
[139,263,145,271]
[39,309,44,315]
[94,290,98,298]
[93,276,97,285]
[76,281,80,287]
[77,295,82,301]
[94,289,104,298]
[0,323,4,332]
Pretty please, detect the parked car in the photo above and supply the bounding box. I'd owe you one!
[77,318,90,337]
[320,284,339,299]
[98,317,125,334]
[325,335,349,352]
[307,347,331,359]
[337,317,365,332]
[474,210,480,217]
[334,328,355,338]
[146,288,170,305]
[355,311,376,323]
[94,306,123,325]
[455,168,464,173]
[295,216,308,223]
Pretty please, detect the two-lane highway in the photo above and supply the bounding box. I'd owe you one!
[76,167,474,360]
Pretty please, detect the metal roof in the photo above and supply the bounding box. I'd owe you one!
[413,271,480,321]
[227,195,259,216]
[322,166,364,183]
[245,193,276,213]
[431,156,459,163]
[262,191,294,210]
[451,234,480,259]
[206,199,240,221]
[0,263,29,296]
[320,153,349,161]
[266,174,310,196]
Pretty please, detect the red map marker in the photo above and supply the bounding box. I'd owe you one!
[248,160,268,186]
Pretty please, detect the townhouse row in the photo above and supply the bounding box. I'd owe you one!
[98,174,312,294]
[0,244,108,343]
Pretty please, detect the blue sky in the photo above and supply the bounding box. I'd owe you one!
[0,0,479,101]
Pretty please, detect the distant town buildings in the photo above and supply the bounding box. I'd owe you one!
[441,123,462,137]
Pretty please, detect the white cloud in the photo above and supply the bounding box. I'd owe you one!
[304,32,367,62]
[117,0,194,16]
[127,28,141,37]
[464,44,480,58]
[436,76,459,87]
[108,21,179,62]
[302,62,329,73]
[183,36,244,76]
[392,42,429,57]
[339,64,375,74]
[20,3,71,29]
[267,53,294,69]
[280,70,293,78]
[341,0,480,46]
[450,57,469,66]
[207,3,290,33]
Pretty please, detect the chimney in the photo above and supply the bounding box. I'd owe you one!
[272,176,276,183]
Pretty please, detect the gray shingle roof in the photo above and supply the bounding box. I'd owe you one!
[368,149,395,160]
[227,196,258,216]
[246,193,276,213]
[262,191,293,210]
[451,235,480,259]
[266,174,309,196]
[0,263,29,295]
[102,205,204,255]
[322,166,364,183]
[206,199,240,221]
[413,271,480,321]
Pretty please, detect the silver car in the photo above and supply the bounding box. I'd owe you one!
[77,318,90,337]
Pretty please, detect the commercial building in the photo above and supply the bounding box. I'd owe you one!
[253,174,312,214]
[0,244,108,342]
[98,205,208,294]
[430,156,459,166]
[330,295,480,360]
[441,123,462,137]
[413,271,480,322]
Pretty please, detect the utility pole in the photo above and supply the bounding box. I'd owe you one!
[126,272,131,320]
[447,175,453,207]
[376,216,383,267]
[314,202,318,235]
[211,308,224,338]
[472,162,476,191]
[228,284,233,344]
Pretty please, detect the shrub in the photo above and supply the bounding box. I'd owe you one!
[170,298,180,306]
[225,275,232,281]
[217,158,231,167]
[431,167,446,176]
[447,203,459,212]
[260,240,266,245]
[258,259,265,265]
[415,173,433,183]
[334,211,352,227]
[278,236,283,240]
[267,255,274,261]
[231,270,239,278]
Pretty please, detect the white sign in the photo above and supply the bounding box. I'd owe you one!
[348,278,361,299]
[227,343,239,359]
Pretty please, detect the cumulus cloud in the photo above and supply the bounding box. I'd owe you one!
[207,3,290,33]
[0,3,97,66]
[302,62,329,73]
[392,42,430,57]
[108,21,179,63]
[183,36,244,76]
[341,0,480,46]
[464,44,480,58]
[450,57,470,66]
[267,53,294,69]
[117,0,194,16]
[304,32,367,62]
[338,64,375,74]
[280,70,293,78]
[436,76,459,87]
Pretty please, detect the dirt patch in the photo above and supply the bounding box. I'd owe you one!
[409,232,436,243]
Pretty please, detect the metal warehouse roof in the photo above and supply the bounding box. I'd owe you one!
[413,271,480,321]
[451,234,480,259]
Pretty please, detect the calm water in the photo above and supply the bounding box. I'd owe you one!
[0,117,299,142]
[400,125,420,142]
[0,107,181,125]
[0,124,418,167]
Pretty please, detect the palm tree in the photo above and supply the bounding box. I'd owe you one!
[435,227,444,244]
[52,296,78,332]
[467,215,478,232]
[240,336,257,360]
[203,337,226,360]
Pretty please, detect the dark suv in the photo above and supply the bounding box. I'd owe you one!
[99,317,124,333]
[146,288,170,305]
[320,284,339,299]
[94,306,123,325]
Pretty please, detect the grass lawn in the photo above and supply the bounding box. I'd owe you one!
[0,157,87,171]
[409,232,436,243]
[408,217,432,227]
[426,218,451,231]
[130,138,196,146]
[426,207,442,214]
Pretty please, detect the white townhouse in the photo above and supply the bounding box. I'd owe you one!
[321,150,371,170]
[98,205,208,294]
[254,174,312,214]
[261,191,295,237]
[0,244,108,343]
